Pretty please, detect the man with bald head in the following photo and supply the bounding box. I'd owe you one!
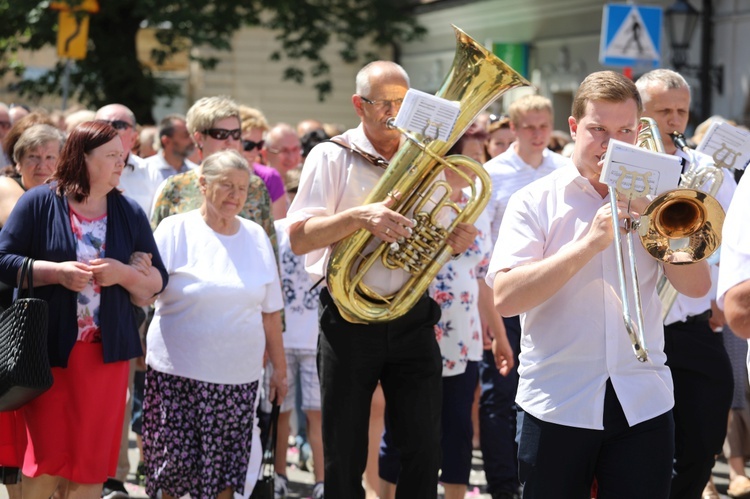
[95,104,158,215]
[288,61,478,498]
[297,118,324,138]
[262,123,302,180]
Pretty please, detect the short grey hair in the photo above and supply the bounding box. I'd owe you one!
[186,96,240,137]
[200,149,251,185]
[13,124,65,164]
[355,61,410,97]
[635,69,690,94]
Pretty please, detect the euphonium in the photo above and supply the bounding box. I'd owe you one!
[326,25,531,324]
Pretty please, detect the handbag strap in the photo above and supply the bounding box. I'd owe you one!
[17,258,34,300]
[266,402,280,463]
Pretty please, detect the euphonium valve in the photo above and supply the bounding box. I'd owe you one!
[325,25,531,324]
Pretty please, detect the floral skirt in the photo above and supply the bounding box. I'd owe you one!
[143,369,259,499]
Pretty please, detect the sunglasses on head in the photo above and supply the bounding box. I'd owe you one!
[108,120,133,131]
[489,114,509,124]
[202,128,242,141]
[242,139,265,151]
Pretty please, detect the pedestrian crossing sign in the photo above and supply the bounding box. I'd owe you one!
[599,4,662,67]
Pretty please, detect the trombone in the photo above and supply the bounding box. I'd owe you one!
[609,118,724,362]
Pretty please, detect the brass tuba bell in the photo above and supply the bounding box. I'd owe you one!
[325,26,531,324]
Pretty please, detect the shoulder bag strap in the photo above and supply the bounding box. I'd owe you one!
[328,138,389,170]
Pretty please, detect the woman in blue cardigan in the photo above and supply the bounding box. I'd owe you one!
[0,120,168,499]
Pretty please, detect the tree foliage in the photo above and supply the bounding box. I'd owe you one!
[0,0,426,123]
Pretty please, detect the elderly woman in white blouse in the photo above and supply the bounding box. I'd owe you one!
[144,149,287,499]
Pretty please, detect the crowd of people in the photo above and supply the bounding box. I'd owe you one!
[0,58,748,499]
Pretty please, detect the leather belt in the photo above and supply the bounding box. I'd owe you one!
[684,309,712,324]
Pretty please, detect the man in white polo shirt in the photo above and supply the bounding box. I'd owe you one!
[487,70,711,498]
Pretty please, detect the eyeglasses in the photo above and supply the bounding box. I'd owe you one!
[201,128,241,141]
[267,146,301,155]
[108,120,134,131]
[0,121,10,130]
[242,139,265,151]
[359,96,404,110]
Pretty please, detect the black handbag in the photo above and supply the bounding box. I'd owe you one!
[250,402,280,499]
[0,257,52,412]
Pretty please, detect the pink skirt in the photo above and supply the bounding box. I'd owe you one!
[18,341,129,484]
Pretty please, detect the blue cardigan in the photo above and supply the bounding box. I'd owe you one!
[0,184,168,367]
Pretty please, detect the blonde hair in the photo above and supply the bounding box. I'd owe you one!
[509,95,553,125]
[239,105,270,133]
[186,96,240,136]
[572,71,642,121]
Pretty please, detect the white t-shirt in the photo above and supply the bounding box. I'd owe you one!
[147,210,284,384]
[118,153,161,218]
[665,148,737,325]
[486,162,673,430]
[484,146,567,245]
[275,218,320,350]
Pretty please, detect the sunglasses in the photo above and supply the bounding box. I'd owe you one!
[489,114,509,124]
[242,139,265,151]
[202,128,241,141]
[108,120,133,131]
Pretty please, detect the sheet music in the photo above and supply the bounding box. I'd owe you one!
[696,121,750,171]
[600,139,684,198]
[393,88,460,142]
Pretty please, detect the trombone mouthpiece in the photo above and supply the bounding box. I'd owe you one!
[386,118,396,129]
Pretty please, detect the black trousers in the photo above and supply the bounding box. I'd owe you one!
[665,317,733,499]
[317,288,443,499]
[479,315,522,495]
[518,380,675,499]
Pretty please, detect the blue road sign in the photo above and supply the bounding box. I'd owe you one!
[600,3,663,67]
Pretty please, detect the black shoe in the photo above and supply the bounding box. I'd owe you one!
[135,462,146,486]
[102,478,129,499]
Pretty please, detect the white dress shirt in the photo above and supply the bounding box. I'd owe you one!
[484,146,567,245]
[118,153,160,217]
[486,162,673,430]
[287,124,445,298]
[665,148,737,325]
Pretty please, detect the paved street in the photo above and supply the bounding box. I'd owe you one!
[0,430,741,499]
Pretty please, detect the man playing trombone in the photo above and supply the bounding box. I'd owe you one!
[636,68,737,499]
[488,70,711,498]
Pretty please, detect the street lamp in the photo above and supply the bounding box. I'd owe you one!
[664,0,700,71]
[664,0,724,120]
[664,0,723,121]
